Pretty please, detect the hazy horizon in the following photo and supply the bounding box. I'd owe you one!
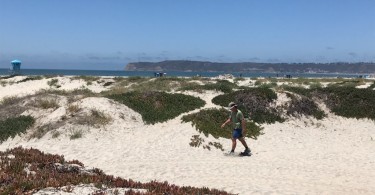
[1,0,374,70]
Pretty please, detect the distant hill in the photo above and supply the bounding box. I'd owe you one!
[125,60,375,74]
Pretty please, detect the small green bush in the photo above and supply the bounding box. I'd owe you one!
[47,79,60,88]
[180,80,237,93]
[0,96,20,106]
[32,98,59,109]
[107,91,205,124]
[182,108,263,139]
[70,130,83,140]
[212,88,283,123]
[368,81,375,89]
[0,116,35,143]
[281,86,312,97]
[16,76,43,83]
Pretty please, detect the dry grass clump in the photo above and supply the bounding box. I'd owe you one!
[67,104,81,113]
[69,129,83,140]
[47,78,61,88]
[30,98,60,109]
[29,125,52,139]
[0,96,19,106]
[0,147,233,194]
[76,109,112,128]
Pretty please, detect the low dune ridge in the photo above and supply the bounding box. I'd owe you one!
[0,75,374,194]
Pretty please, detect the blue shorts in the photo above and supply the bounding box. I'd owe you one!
[232,129,243,139]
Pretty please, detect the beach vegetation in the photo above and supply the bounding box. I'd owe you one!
[67,104,81,113]
[281,85,375,120]
[258,82,277,89]
[368,81,375,89]
[76,109,112,128]
[319,86,375,120]
[0,147,233,194]
[285,92,326,120]
[182,108,263,139]
[254,80,262,86]
[30,125,52,139]
[280,85,312,97]
[0,116,35,143]
[179,80,237,93]
[70,129,83,140]
[16,76,43,83]
[52,130,61,138]
[0,80,8,86]
[0,96,20,106]
[107,91,205,124]
[72,75,99,81]
[212,88,283,124]
[309,82,323,90]
[47,78,61,88]
[103,81,114,87]
[31,98,60,109]
[128,77,189,92]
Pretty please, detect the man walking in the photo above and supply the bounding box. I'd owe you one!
[221,102,251,156]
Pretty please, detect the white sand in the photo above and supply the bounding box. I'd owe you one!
[1,76,375,194]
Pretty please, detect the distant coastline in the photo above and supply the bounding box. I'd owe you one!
[125,60,375,74]
[0,68,369,78]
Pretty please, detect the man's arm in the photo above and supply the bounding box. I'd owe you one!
[221,118,231,128]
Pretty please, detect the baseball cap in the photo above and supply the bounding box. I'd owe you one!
[228,102,237,109]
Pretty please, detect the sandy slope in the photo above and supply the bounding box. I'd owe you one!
[1,76,375,194]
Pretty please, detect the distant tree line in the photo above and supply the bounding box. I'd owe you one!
[125,60,375,73]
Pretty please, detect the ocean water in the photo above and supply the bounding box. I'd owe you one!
[0,68,363,78]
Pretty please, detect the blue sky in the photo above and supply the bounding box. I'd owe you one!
[1,0,374,70]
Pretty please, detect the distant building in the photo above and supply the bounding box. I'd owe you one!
[10,60,21,75]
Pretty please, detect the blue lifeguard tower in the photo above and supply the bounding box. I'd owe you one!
[10,60,21,75]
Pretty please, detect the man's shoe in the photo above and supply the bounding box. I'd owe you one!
[243,148,251,155]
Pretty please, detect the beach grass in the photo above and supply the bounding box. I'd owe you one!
[107,91,205,124]
[0,116,35,143]
[182,108,263,140]
[179,80,237,93]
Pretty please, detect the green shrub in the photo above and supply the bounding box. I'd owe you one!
[30,125,51,139]
[0,116,35,143]
[70,130,83,140]
[259,82,277,89]
[47,79,60,88]
[32,98,59,109]
[212,88,283,123]
[251,109,285,124]
[107,91,205,124]
[182,108,263,139]
[129,77,188,92]
[71,76,100,82]
[254,80,262,86]
[0,96,20,106]
[309,82,323,90]
[368,81,375,89]
[281,86,312,97]
[180,80,237,93]
[319,86,375,119]
[285,93,326,120]
[16,76,43,83]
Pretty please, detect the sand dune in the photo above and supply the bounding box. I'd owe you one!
[0,76,374,194]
